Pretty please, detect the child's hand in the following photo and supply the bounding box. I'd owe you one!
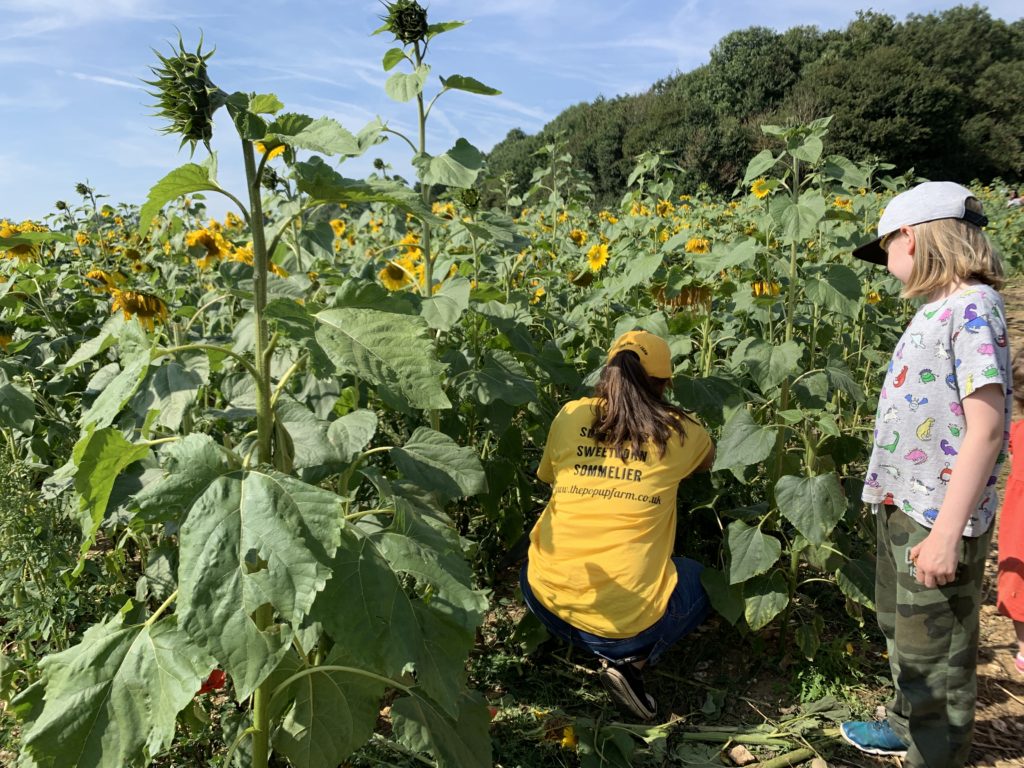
[909,533,959,588]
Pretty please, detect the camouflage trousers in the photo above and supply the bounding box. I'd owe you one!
[876,505,992,768]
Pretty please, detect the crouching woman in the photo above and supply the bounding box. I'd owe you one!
[520,330,715,720]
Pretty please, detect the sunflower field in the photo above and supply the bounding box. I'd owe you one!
[2,6,1024,768]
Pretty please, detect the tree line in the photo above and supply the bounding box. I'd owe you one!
[483,5,1024,205]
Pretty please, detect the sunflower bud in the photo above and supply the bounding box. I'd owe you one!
[146,37,228,154]
[459,187,480,210]
[261,167,282,191]
[75,183,92,197]
[381,0,429,45]
[55,200,68,211]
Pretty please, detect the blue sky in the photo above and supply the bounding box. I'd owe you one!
[2,0,1021,222]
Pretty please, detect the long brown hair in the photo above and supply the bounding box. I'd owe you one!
[591,350,693,460]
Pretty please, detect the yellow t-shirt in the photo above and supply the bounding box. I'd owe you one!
[526,396,712,637]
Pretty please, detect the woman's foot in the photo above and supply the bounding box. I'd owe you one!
[1015,652,1024,675]
[598,660,656,720]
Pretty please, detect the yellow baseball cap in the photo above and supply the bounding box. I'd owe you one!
[607,330,673,379]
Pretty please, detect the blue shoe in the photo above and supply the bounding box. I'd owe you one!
[840,720,908,757]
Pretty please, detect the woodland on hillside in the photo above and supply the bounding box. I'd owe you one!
[485,6,1024,204]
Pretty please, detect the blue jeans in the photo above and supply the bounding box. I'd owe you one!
[520,557,710,664]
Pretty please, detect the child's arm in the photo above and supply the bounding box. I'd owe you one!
[910,383,1005,588]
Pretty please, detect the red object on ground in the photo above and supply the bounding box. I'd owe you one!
[198,669,227,695]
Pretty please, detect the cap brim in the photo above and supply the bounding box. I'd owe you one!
[852,237,887,265]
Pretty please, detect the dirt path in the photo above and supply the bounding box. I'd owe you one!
[970,277,1024,768]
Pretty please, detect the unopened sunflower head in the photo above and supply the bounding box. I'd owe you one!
[459,187,480,210]
[380,0,429,45]
[261,167,282,192]
[146,36,227,154]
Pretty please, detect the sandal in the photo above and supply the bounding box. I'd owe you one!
[599,660,657,720]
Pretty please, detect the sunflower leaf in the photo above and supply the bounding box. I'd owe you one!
[177,469,342,699]
[139,164,225,235]
[21,615,212,768]
[315,307,451,410]
[440,74,501,96]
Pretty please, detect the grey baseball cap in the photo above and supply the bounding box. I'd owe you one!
[853,181,988,265]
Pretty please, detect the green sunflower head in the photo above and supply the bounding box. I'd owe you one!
[380,0,429,45]
[146,36,227,154]
[261,167,282,192]
[459,187,480,210]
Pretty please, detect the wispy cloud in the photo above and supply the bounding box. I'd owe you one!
[0,0,194,41]
[70,72,143,90]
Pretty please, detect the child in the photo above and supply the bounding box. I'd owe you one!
[520,330,714,720]
[844,181,1011,767]
[998,348,1024,675]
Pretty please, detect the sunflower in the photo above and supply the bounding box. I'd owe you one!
[586,243,609,272]
[560,726,577,750]
[656,199,675,217]
[866,290,882,305]
[752,280,781,297]
[597,210,618,225]
[254,141,285,160]
[85,269,118,293]
[431,201,456,219]
[397,231,422,260]
[224,211,244,229]
[751,178,771,199]
[185,226,231,265]
[378,258,414,291]
[230,244,288,277]
[380,0,429,45]
[569,228,588,246]
[629,201,650,217]
[146,36,227,153]
[0,219,47,262]
[75,232,90,246]
[110,289,168,331]
[833,197,853,212]
[329,219,347,238]
[684,237,710,254]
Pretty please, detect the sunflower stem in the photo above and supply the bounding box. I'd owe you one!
[241,136,274,768]
[412,40,441,432]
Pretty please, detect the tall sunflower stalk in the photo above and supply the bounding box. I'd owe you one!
[148,37,277,767]
[379,0,436,298]
[374,1,499,431]
[375,0,498,300]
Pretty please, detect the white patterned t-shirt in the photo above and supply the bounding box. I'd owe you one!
[862,284,1011,536]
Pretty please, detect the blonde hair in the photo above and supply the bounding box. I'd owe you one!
[901,197,1004,299]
